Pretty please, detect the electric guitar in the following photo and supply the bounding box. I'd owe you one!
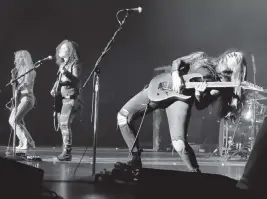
[147,72,265,102]
[53,66,65,131]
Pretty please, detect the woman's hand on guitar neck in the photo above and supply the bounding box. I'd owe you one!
[194,82,207,96]
[172,71,184,93]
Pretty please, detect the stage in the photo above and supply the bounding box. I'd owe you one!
[0,146,247,199]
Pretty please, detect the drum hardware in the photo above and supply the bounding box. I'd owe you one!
[222,98,267,160]
[219,55,267,160]
[223,117,251,160]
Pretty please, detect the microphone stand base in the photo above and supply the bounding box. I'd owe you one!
[5,148,26,161]
[5,154,25,161]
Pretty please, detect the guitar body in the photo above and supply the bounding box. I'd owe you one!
[53,70,64,132]
[53,93,63,131]
[147,72,203,102]
[53,94,63,114]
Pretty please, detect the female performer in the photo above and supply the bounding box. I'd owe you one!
[116,50,247,172]
[51,40,82,161]
[9,50,36,150]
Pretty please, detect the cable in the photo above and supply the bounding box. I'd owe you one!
[41,186,62,199]
[130,103,149,153]
[72,145,90,177]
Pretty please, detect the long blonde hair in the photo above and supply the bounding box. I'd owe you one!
[214,50,247,121]
[14,50,34,75]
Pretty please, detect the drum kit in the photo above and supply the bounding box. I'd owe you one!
[219,90,267,160]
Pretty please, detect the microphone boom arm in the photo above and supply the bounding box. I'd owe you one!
[6,62,42,87]
[82,11,130,88]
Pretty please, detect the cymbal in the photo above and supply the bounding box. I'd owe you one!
[244,90,267,100]
[244,100,260,105]
[227,121,263,132]
[256,97,267,101]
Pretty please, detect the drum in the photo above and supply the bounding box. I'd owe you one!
[218,118,263,156]
[241,101,267,123]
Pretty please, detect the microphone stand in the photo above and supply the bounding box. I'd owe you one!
[251,54,257,150]
[6,61,45,88]
[4,61,43,161]
[80,10,132,179]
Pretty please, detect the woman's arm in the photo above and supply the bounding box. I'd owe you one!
[195,89,220,110]
[171,51,207,73]
[171,52,207,93]
[60,63,81,84]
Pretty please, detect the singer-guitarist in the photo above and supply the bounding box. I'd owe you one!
[50,40,82,161]
[116,50,247,172]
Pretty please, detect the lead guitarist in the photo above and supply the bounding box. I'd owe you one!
[50,40,82,161]
[116,50,247,172]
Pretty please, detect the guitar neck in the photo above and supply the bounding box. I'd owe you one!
[185,81,264,92]
[159,77,264,92]
[185,82,238,89]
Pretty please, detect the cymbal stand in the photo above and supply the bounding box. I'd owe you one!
[222,117,251,160]
[250,54,257,149]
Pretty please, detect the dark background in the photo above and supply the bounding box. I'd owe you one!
[0,0,266,148]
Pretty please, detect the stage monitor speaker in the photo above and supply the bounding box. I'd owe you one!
[0,156,44,199]
[135,168,254,199]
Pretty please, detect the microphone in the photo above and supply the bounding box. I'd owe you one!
[123,7,142,13]
[36,55,53,64]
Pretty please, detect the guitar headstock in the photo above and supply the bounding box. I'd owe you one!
[241,81,264,91]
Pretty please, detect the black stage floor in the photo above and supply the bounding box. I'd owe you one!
[0,146,247,199]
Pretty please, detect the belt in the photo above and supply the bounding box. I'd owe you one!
[21,89,33,94]
[60,81,75,87]
[64,94,78,100]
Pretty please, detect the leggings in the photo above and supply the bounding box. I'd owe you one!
[117,88,199,171]
[9,95,35,145]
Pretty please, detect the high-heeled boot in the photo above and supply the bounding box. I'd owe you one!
[115,150,142,169]
[57,145,72,161]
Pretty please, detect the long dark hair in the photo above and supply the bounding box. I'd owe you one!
[55,39,80,67]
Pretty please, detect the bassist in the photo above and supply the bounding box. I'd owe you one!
[116,50,247,172]
[50,40,82,161]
